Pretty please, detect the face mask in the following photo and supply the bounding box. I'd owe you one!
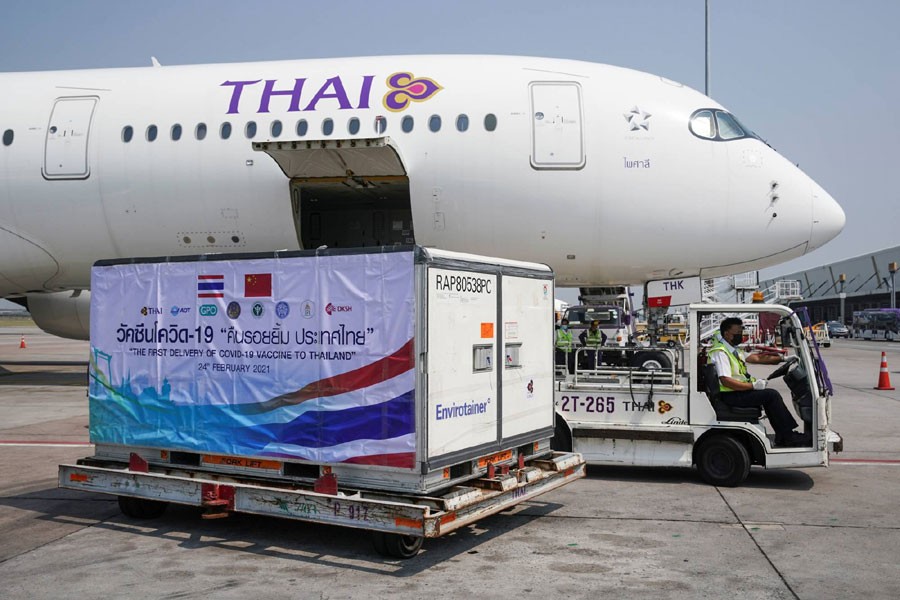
[729,333,742,346]
[562,325,568,331]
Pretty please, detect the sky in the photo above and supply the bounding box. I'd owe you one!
[1,0,898,307]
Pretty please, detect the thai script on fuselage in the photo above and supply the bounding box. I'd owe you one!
[220,72,443,115]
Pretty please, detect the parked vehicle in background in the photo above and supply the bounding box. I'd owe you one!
[562,304,631,346]
[825,321,849,338]
[852,308,900,341]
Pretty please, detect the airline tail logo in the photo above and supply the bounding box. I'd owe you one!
[383,72,442,112]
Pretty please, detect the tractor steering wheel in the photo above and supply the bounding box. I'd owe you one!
[767,355,799,380]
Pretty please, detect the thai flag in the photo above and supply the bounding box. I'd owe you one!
[197,275,224,298]
[236,339,416,469]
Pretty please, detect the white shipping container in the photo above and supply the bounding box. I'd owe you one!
[88,246,555,494]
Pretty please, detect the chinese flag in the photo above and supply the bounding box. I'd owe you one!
[244,273,272,297]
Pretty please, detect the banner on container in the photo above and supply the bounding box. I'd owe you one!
[89,251,416,469]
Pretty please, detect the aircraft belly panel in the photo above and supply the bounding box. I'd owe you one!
[0,225,58,294]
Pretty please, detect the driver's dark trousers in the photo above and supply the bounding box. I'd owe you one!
[720,389,798,434]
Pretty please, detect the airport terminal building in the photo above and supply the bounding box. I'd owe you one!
[759,245,900,325]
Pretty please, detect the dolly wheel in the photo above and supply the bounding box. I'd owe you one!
[372,532,424,558]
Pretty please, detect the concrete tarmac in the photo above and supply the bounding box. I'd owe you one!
[1,327,899,599]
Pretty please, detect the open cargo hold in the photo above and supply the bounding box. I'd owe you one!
[82,245,562,495]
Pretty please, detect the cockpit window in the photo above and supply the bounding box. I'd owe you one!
[715,111,745,139]
[689,109,757,142]
[690,110,715,139]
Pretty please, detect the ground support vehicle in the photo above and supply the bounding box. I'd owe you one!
[852,308,900,341]
[60,450,583,558]
[561,303,632,346]
[807,322,832,348]
[61,245,585,556]
[551,303,842,487]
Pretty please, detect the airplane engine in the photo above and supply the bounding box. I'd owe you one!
[25,290,91,340]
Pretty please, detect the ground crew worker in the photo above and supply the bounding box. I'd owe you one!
[708,317,806,447]
[555,319,575,374]
[578,319,607,369]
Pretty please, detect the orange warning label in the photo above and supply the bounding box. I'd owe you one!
[202,455,281,470]
[478,449,513,468]
[480,322,494,338]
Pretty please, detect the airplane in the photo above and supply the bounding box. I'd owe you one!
[0,55,844,339]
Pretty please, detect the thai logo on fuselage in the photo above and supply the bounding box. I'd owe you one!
[220,72,442,115]
[382,72,443,112]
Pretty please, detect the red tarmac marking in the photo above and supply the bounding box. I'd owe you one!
[0,440,92,445]
[831,458,900,464]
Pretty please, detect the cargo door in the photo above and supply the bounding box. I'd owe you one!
[500,275,555,442]
[426,267,499,459]
[43,96,98,179]
[529,82,585,169]
[255,138,413,249]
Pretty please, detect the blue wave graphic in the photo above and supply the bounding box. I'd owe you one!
[89,370,415,458]
[236,391,415,451]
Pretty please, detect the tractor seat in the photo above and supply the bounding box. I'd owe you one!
[703,363,762,423]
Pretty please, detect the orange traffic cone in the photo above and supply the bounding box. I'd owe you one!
[874,351,895,390]
[19,335,26,349]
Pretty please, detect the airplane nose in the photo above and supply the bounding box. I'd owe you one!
[809,182,845,251]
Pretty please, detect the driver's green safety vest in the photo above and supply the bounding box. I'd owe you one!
[708,338,754,393]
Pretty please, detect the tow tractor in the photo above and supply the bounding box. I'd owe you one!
[551,302,842,486]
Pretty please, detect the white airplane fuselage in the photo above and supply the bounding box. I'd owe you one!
[0,55,843,337]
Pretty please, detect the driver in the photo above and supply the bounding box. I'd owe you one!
[709,317,806,447]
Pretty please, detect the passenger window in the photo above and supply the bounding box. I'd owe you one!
[322,118,334,136]
[715,111,745,140]
[146,125,158,142]
[245,121,257,139]
[374,116,387,134]
[456,114,469,132]
[428,115,441,132]
[401,115,414,133]
[221,122,232,139]
[296,119,308,136]
[2,129,12,146]
[271,120,283,138]
[121,126,133,143]
[171,124,182,141]
[689,110,715,139]
[348,117,360,135]
[195,123,207,140]
[484,113,497,132]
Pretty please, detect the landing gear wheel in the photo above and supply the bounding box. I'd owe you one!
[630,350,672,372]
[371,532,424,558]
[629,350,672,383]
[117,495,169,519]
[696,435,750,487]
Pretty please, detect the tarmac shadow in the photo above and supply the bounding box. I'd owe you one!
[0,370,88,386]
[0,485,564,574]
[583,464,814,491]
[742,468,814,491]
[584,464,699,485]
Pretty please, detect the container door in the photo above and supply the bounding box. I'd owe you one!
[530,82,585,169]
[500,275,555,441]
[43,97,98,179]
[426,267,498,458]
